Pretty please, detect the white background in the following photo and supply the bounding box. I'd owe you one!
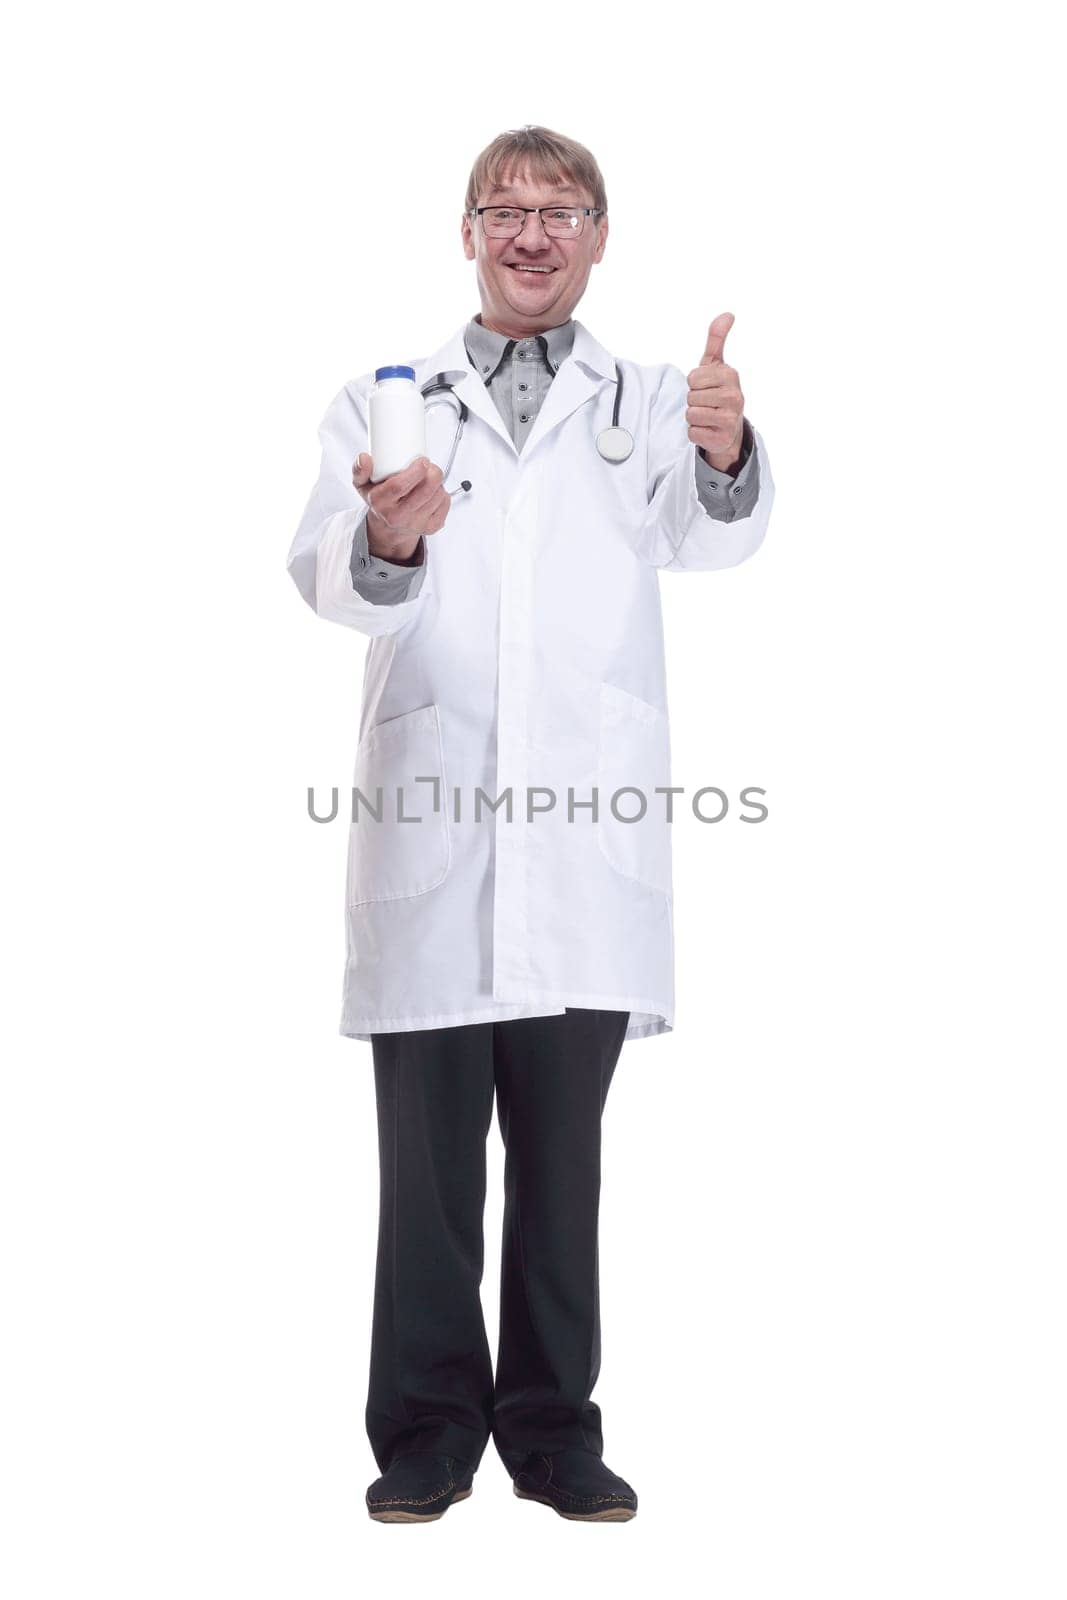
[3,1,1063,1594]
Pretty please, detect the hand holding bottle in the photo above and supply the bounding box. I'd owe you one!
[352,453,452,564]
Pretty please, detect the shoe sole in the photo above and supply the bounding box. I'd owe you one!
[368,1486,472,1523]
[513,1484,636,1521]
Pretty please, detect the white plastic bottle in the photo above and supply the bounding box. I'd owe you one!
[368,365,427,482]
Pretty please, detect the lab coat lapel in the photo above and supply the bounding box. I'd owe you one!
[413,325,515,455]
[522,319,617,461]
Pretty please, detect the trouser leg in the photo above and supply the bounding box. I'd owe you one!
[490,1007,629,1475]
[365,1021,496,1473]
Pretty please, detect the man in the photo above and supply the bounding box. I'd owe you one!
[287,125,774,1523]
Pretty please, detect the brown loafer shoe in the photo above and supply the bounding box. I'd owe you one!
[512,1447,637,1521]
[366,1451,474,1522]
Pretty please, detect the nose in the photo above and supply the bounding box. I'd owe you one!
[514,209,551,248]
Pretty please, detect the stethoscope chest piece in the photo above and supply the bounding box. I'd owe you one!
[596,425,634,463]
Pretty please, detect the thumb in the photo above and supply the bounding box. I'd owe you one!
[353,451,374,486]
[702,311,735,365]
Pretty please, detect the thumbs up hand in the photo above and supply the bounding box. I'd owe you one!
[686,312,746,472]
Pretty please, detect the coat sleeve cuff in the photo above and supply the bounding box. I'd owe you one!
[313,506,430,634]
[693,419,760,522]
[349,515,427,604]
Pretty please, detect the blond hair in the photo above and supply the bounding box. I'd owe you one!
[464,124,608,216]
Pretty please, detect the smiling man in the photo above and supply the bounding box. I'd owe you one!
[287,125,774,1523]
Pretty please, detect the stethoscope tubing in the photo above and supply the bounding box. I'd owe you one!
[421,360,632,493]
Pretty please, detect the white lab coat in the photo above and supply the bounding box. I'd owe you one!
[287,318,774,1042]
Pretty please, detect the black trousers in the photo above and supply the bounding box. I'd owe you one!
[366,1007,630,1476]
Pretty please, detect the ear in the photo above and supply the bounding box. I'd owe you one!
[593,213,609,264]
[461,212,475,261]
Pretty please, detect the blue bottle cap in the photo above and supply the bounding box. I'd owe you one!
[374,365,417,382]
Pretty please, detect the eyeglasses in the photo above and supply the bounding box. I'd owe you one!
[468,205,604,239]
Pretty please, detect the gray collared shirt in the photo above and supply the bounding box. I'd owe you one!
[350,314,760,602]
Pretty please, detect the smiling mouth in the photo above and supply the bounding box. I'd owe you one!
[506,264,558,276]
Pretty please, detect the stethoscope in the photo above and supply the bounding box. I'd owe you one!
[421,361,634,496]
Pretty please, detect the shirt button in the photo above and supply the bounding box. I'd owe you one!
[483,362,491,372]
[377,571,388,580]
[732,485,742,495]
[518,383,528,391]
[519,413,529,422]
[518,351,527,360]
[359,556,367,567]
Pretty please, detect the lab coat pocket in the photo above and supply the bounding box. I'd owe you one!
[597,682,673,898]
[347,704,451,905]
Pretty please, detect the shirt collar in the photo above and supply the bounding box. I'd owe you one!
[464,312,576,382]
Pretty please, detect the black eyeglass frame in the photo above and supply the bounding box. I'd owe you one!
[467,204,605,236]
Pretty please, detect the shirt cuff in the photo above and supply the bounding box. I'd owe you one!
[349,514,427,604]
[693,418,759,523]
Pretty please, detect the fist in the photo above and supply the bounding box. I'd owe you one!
[686,312,746,472]
[352,453,452,564]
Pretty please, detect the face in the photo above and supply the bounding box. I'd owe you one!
[461,167,608,338]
